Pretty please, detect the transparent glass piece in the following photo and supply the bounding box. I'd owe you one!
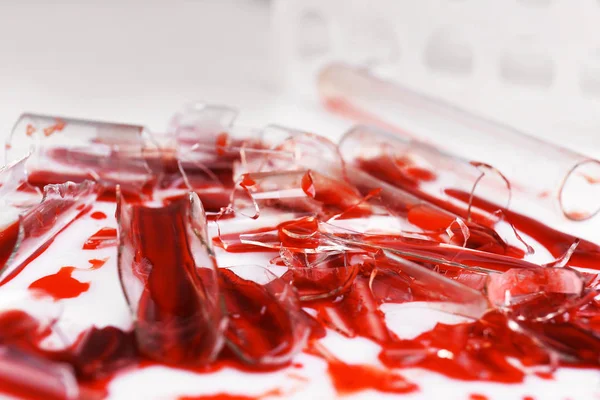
[339,125,532,257]
[487,268,584,313]
[0,346,81,400]
[319,221,538,275]
[255,128,345,175]
[219,265,310,366]
[278,249,363,302]
[168,103,239,151]
[283,151,511,254]
[227,216,347,254]
[486,268,599,363]
[313,274,394,344]
[117,191,226,365]
[372,251,489,319]
[7,113,158,196]
[231,169,372,221]
[0,180,100,283]
[319,63,600,242]
[168,103,269,187]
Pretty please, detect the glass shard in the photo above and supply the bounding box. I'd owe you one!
[1,179,100,283]
[372,251,489,319]
[340,124,600,269]
[219,266,310,366]
[117,191,226,365]
[7,113,158,197]
[0,346,82,400]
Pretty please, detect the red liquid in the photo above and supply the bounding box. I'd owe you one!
[312,275,395,344]
[28,266,90,300]
[90,211,107,220]
[327,360,417,395]
[214,218,535,273]
[534,371,553,380]
[179,388,283,400]
[161,187,233,214]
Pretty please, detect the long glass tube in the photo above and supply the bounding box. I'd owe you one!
[319,63,600,242]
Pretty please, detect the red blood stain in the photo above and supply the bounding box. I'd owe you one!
[534,371,554,380]
[42,118,66,137]
[327,360,417,395]
[28,267,90,299]
[90,211,107,220]
[88,258,108,270]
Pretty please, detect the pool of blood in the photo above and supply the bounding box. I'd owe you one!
[28,266,90,300]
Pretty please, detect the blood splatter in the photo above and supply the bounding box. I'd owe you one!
[28,267,90,300]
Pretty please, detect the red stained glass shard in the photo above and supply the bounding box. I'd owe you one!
[321,222,537,274]
[8,114,159,196]
[446,189,600,271]
[0,296,96,398]
[486,268,584,313]
[117,192,226,365]
[282,264,360,303]
[1,180,100,284]
[339,163,512,254]
[370,251,489,319]
[55,326,137,381]
[219,266,310,366]
[518,308,600,364]
[0,346,82,400]
[312,274,395,344]
[487,269,600,363]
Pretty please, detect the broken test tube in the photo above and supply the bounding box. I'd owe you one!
[319,63,600,240]
[6,114,158,194]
